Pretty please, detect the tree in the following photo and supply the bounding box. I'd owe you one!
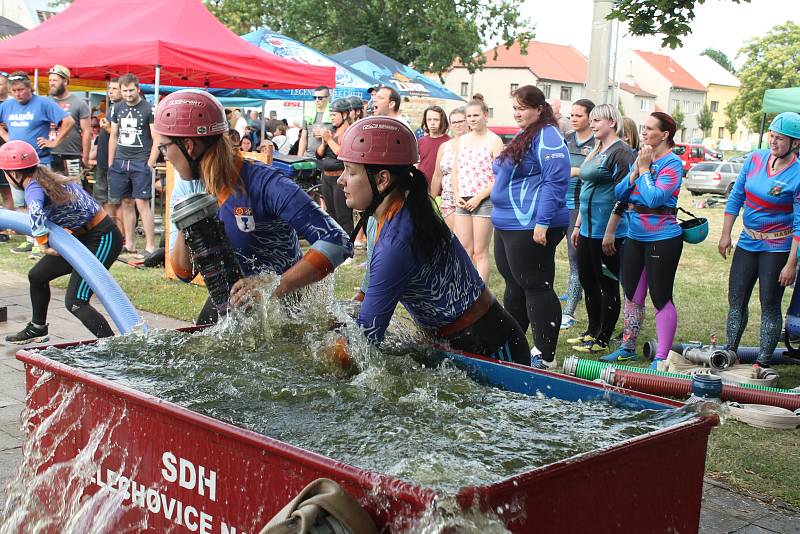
[697,104,713,137]
[205,0,534,76]
[729,22,800,131]
[724,103,738,140]
[672,103,685,141]
[608,0,750,49]
[701,48,735,74]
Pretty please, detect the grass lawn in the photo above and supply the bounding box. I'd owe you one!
[1,185,798,507]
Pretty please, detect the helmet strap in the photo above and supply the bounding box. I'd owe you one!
[175,138,209,180]
[4,170,24,190]
[348,168,399,242]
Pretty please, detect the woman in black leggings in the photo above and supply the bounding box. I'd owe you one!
[490,86,570,369]
[1,141,123,344]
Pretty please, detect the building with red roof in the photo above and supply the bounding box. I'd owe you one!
[620,50,707,142]
[441,41,590,128]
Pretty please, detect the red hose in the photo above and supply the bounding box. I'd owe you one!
[612,370,800,411]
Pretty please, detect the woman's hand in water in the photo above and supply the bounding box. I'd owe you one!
[229,274,277,308]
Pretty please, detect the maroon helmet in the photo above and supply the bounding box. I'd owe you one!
[338,116,419,166]
[153,89,228,138]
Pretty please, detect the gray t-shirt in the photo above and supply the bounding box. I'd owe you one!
[303,111,329,157]
[51,93,90,157]
[112,98,154,161]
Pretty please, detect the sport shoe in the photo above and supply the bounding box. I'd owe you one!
[5,322,49,344]
[649,358,667,371]
[566,332,593,345]
[10,241,33,254]
[574,339,608,353]
[560,314,576,330]
[600,348,638,363]
[531,355,557,370]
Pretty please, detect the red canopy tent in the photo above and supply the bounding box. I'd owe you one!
[0,0,335,90]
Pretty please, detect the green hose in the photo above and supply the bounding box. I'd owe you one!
[566,357,800,395]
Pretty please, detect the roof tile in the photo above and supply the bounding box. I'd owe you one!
[460,41,589,84]
[634,50,706,92]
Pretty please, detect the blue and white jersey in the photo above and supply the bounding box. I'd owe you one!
[358,203,484,345]
[490,124,570,231]
[564,130,594,210]
[170,160,352,279]
[25,180,100,239]
[725,150,800,253]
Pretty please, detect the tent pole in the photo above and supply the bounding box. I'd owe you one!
[151,65,161,216]
[261,100,266,148]
[757,112,766,150]
[33,69,38,95]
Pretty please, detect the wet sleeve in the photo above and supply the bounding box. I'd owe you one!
[357,238,416,345]
[724,156,750,217]
[634,158,682,207]
[24,182,48,241]
[360,216,377,294]
[167,178,206,251]
[262,170,353,269]
[534,126,570,229]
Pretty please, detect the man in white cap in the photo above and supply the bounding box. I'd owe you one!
[48,65,91,179]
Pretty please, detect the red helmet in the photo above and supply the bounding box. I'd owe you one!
[338,116,419,166]
[153,89,228,138]
[0,140,40,170]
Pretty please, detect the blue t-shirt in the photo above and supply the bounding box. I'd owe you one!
[25,180,100,239]
[724,150,800,253]
[170,160,352,279]
[564,130,594,210]
[358,204,484,345]
[0,96,69,164]
[578,139,634,239]
[490,124,570,231]
[615,151,683,242]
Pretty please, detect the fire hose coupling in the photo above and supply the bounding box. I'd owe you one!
[682,346,737,371]
[172,193,243,315]
[689,374,723,401]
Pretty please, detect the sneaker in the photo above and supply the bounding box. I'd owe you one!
[560,314,576,330]
[573,340,608,353]
[5,322,49,345]
[600,348,638,363]
[10,241,33,254]
[566,332,593,345]
[649,358,667,371]
[531,355,557,370]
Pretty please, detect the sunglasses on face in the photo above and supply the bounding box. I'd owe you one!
[313,95,328,100]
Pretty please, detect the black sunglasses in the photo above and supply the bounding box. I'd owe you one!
[8,75,28,82]
[312,95,328,100]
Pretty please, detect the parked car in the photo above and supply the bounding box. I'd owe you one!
[488,126,520,145]
[685,161,743,197]
[728,152,752,165]
[672,143,707,174]
[705,148,723,161]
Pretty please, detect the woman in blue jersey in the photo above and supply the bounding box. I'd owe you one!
[614,112,683,370]
[719,112,800,368]
[568,104,634,354]
[156,90,352,324]
[337,116,530,365]
[491,85,570,369]
[560,98,595,330]
[1,141,123,344]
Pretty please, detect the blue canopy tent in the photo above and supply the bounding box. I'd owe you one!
[331,45,463,101]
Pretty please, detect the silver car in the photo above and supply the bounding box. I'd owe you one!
[685,161,743,197]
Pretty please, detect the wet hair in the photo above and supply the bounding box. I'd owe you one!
[421,106,448,135]
[499,85,558,164]
[650,111,677,147]
[118,73,139,88]
[572,98,595,115]
[364,164,451,262]
[467,93,489,114]
[622,117,640,151]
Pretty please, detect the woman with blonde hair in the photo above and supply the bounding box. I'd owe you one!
[451,94,503,282]
[1,140,123,344]
[158,90,352,325]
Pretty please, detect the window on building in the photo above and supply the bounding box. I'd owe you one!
[460,82,469,97]
[710,101,719,113]
[718,127,724,139]
[510,83,518,94]
[538,83,551,98]
[488,108,494,118]
[639,99,650,111]
[560,86,572,101]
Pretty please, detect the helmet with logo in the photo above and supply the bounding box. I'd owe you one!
[153,89,229,138]
[338,116,419,166]
[769,112,800,140]
[0,140,40,170]
[330,98,352,114]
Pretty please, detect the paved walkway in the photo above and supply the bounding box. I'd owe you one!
[0,270,797,532]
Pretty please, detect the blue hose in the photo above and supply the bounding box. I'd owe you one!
[0,209,143,334]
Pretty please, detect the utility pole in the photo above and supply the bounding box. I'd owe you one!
[587,0,614,105]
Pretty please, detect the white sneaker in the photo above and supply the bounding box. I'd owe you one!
[560,314,576,330]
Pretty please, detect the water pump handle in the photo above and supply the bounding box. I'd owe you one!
[172,193,220,231]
